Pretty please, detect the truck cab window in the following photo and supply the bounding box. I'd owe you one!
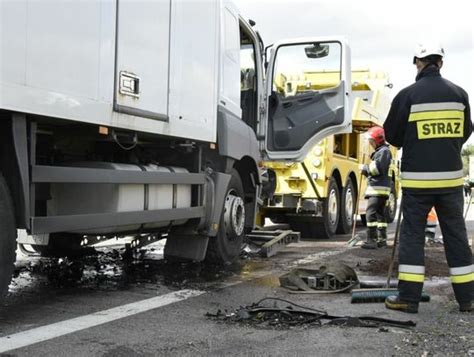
[240,29,258,132]
[272,42,341,97]
[334,134,344,155]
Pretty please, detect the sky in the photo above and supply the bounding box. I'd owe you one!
[234,0,474,100]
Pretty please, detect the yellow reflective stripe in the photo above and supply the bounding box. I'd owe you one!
[408,110,464,122]
[416,119,464,139]
[366,222,378,227]
[377,223,388,228]
[399,272,425,283]
[451,273,474,284]
[369,162,379,175]
[401,177,464,189]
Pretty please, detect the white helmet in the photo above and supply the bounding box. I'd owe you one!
[413,43,445,64]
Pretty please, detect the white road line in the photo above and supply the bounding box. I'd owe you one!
[0,289,204,354]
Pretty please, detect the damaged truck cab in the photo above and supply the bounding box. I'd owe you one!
[0,0,352,301]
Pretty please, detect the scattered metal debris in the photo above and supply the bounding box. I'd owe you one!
[206,297,416,329]
[244,230,300,257]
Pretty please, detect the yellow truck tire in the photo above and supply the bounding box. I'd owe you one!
[289,176,340,239]
[337,177,356,234]
[385,180,397,223]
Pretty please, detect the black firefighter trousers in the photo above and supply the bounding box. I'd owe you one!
[366,196,388,241]
[398,189,473,305]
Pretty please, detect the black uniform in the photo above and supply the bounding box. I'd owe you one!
[384,64,473,306]
[361,144,392,246]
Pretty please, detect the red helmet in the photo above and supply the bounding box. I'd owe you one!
[366,126,385,146]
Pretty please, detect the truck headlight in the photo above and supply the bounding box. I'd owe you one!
[311,172,318,180]
[312,159,321,167]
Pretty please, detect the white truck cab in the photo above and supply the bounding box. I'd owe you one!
[0,0,351,301]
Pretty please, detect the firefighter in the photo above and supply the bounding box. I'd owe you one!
[383,43,473,313]
[425,207,441,245]
[360,126,392,249]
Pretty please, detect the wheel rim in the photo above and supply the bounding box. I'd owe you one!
[223,190,245,240]
[345,187,354,224]
[328,188,338,226]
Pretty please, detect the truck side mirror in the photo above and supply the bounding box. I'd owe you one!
[305,43,329,59]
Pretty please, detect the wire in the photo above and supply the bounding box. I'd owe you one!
[254,297,326,314]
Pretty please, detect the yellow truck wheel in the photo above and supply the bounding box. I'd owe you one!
[313,176,340,238]
[385,181,397,223]
[337,177,356,234]
[289,177,340,239]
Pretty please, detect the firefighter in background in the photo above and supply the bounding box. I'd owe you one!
[383,43,473,313]
[425,207,441,245]
[360,126,392,249]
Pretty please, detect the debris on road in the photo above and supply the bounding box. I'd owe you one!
[279,263,359,293]
[206,297,416,329]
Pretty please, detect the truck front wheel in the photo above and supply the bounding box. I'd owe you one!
[0,173,17,303]
[206,169,245,264]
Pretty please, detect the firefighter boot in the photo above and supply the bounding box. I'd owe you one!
[385,295,419,314]
[377,227,387,248]
[361,228,377,249]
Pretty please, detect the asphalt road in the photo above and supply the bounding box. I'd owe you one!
[0,206,473,356]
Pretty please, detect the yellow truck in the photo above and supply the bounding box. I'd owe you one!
[261,70,399,239]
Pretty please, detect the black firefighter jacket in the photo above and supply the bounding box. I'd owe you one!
[383,65,472,194]
[362,144,392,197]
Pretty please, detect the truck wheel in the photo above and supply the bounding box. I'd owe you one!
[337,178,355,234]
[206,169,245,264]
[0,174,17,303]
[385,181,397,223]
[312,176,340,239]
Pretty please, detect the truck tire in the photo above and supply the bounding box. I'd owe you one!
[337,177,355,234]
[312,176,340,239]
[206,169,246,264]
[0,173,17,303]
[385,181,397,223]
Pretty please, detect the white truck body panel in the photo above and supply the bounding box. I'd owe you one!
[168,0,220,138]
[116,0,171,116]
[219,0,242,118]
[0,0,219,143]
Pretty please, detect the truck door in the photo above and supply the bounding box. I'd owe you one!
[264,38,351,161]
[114,0,171,120]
